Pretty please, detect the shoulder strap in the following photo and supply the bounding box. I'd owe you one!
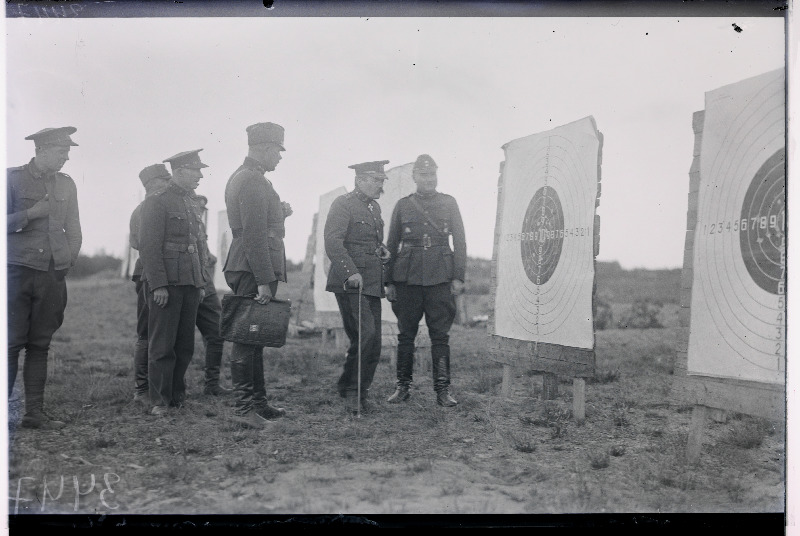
[408,195,447,235]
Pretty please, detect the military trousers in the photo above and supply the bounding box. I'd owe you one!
[224,271,277,416]
[195,279,225,387]
[146,283,201,408]
[133,279,149,395]
[7,262,67,411]
[335,292,382,397]
[391,282,456,383]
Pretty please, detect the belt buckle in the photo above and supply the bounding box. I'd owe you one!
[187,244,196,254]
[423,234,431,249]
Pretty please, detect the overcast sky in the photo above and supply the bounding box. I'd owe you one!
[4,15,785,269]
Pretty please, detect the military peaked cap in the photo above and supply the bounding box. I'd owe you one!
[163,149,208,170]
[25,126,79,147]
[138,163,171,186]
[413,154,437,173]
[349,160,390,179]
[246,122,285,149]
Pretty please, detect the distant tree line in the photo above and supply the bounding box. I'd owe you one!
[69,253,122,278]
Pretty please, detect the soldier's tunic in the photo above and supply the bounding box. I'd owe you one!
[324,190,385,397]
[191,198,226,390]
[385,191,466,389]
[222,156,287,415]
[128,200,150,396]
[139,182,206,408]
[7,158,82,399]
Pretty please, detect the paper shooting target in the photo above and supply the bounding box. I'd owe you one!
[493,116,601,349]
[688,68,785,385]
[521,186,565,286]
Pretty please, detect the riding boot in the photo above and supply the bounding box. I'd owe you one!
[20,350,64,429]
[387,349,414,403]
[432,347,458,407]
[203,339,232,396]
[230,344,256,416]
[133,338,149,397]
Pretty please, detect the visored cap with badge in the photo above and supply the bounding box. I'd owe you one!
[413,154,437,174]
[246,122,285,150]
[25,126,79,147]
[138,163,171,186]
[163,149,208,170]
[349,160,390,180]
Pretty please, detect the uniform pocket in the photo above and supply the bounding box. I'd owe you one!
[163,250,180,284]
[166,211,188,237]
[17,188,43,212]
[442,251,454,280]
[392,248,411,281]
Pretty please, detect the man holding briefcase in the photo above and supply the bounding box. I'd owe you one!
[222,122,292,429]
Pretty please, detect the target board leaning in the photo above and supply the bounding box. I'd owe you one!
[672,68,785,421]
[490,116,602,380]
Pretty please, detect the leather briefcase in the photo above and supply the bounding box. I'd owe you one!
[220,294,292,347]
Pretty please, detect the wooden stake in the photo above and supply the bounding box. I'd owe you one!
[455,294,468,325]
[686,404,707,463]
[573,378,585,423]
[334,328,347,350]
[543,372,559,400]
[501,364,513,399]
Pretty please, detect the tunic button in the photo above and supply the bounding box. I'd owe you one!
[38,249,44,253]
[187,245,196,253]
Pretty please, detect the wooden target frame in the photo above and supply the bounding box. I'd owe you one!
[670,70,786,462]
[489,117,603,408]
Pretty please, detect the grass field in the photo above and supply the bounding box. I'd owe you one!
[6,269,785,516]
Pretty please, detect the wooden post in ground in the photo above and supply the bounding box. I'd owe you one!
[686,404,708,463]
[573,378,586,423]
[542,372,559,400]
[501,364,513,398]
[334,328,347,350]
[455,294,468,325]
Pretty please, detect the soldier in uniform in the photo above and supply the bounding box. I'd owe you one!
[192,194,233,396]
[128,163,172,404]
[385,154,466,407]
[7,127,82,429]
[139,149,208,416]
[223,122,292,429]
[324,160,392,415]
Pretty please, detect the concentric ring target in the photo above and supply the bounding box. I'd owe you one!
[493,116,600,349]
[740,147,785,294]
[521,186,564,285]
[689,68,785,384]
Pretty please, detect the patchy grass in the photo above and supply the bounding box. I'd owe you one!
[5,273,785,515]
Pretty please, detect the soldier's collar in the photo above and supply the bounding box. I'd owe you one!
[243,156,268,175]
[352,189,374,205]
[27,158,48,180]
[414,190,437,199]
[168,181,193,195]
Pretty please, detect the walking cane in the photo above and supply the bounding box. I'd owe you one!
[357,283,362,419]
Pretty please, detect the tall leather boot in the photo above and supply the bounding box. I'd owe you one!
[203,339,232,396]
[230,344,256,416]
[20,351,64,429]
[387,349,414,403]
[133,338,149,403]
[432,347,458,407]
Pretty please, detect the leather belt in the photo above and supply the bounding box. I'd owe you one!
[402,237,449,248]
[231,228,282,239]
[164,241,197,253]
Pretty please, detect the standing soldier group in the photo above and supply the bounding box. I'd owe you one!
[7,122,467,426]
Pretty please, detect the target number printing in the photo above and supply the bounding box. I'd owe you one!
[688,69,785,385]
[494,117,600,349]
